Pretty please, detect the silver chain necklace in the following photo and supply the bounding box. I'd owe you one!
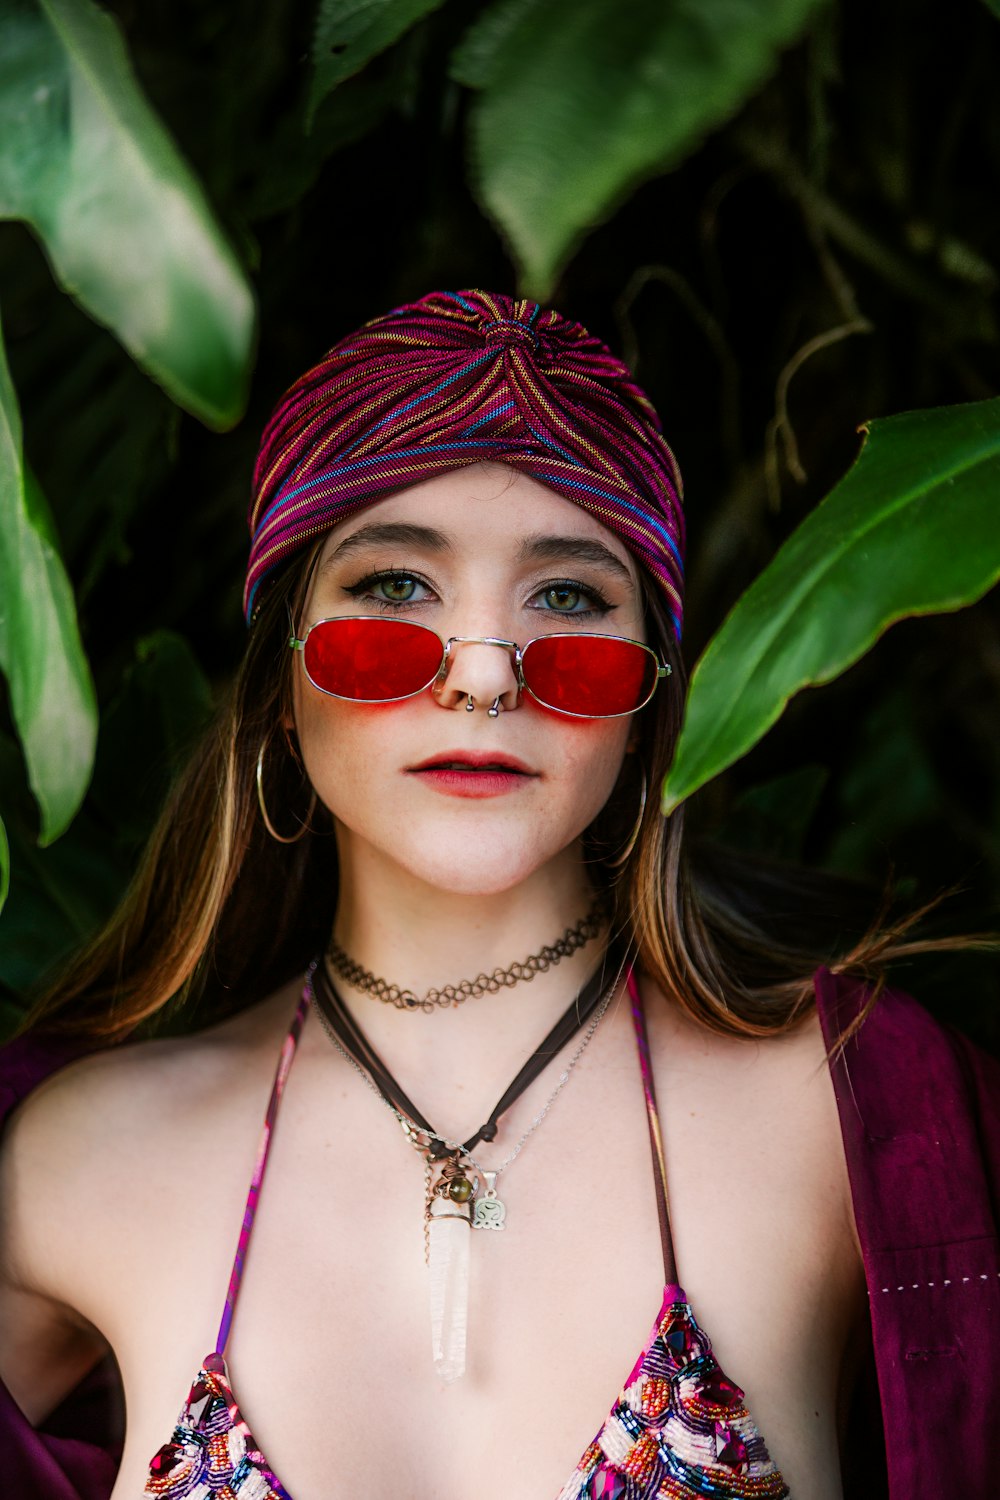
[306,951,625,1227]
[305,951,626,1383]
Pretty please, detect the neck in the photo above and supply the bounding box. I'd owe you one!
[322,838,615,1140]
[333,841,600,990]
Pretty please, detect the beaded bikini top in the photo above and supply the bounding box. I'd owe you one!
[143,970,790,1500]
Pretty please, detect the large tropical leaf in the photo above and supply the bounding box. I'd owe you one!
[309,0,448,119]
[662,397,1000,814]
[0,315,97,845]
[451,0,825,297]
[87,629,213,847]
[0,0,255,429]
[0,628,213,995]
[0,793,125,995]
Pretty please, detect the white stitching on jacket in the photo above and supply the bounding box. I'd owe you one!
[879,1271,1000,1292]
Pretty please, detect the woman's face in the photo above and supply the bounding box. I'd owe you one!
[291,464,648,896]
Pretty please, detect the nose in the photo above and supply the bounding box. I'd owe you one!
[433,637,522,716]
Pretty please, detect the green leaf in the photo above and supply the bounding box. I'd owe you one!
[247,68,398,221]
[0,803,125,994]
[455,0,825,298]
[663,397,1000,814]
[0,313,97,844]
[309,0,448,119]
[824,687,940,878]
[88,629,213,847]
[0,0,256,429]
[716,765,829,861]
[449,0,538,88]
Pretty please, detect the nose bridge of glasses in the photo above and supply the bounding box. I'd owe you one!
[443,633,518,657]
[445,633,521,670]
[436,635,523,700]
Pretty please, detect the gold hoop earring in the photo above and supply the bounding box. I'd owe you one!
[256,737,317,844]
[608,764,647,869]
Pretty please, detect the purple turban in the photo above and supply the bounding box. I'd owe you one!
[245,290,685,636]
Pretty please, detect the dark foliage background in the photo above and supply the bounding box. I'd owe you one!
[1,0,998,1044]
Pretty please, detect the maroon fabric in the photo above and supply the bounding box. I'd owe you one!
[815,969,1000,1499]
[1,974,998,1498]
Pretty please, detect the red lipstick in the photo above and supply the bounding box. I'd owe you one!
[407,750,537,799]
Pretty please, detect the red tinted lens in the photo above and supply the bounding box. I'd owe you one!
[302,618,443,700]
[521,635,656,717]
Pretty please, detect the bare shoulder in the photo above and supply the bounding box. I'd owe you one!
[638,974,866,1487]
[641,968,840,1104]
[0,980,300,1310]
[639,970,860,1257]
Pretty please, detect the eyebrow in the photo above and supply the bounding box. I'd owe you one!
[320,520,635,590]
[517,534,635,589]
[320,522,453,571]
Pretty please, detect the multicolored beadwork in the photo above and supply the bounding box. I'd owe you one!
[143,1353,290,1499]
[556,1286,789,1500]
[244,290,685,637]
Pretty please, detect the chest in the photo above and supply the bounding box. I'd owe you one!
[104,1004,865,1500]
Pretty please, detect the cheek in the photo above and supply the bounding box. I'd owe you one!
[292,684,383,802]
[291,673,632,883]
[292,674,322,765]
[549,718,634,823]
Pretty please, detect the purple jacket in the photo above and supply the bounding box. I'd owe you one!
[1,969,998,1498]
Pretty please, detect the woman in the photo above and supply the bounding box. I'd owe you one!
[0,290,997,1500]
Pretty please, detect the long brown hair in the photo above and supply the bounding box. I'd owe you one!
[17,534,981,1047]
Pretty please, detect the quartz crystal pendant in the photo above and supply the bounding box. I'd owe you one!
[428,1195,471,1382]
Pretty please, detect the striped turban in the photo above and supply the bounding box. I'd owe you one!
[245,289,685,636]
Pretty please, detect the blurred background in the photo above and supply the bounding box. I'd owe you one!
[1,0,998,1044]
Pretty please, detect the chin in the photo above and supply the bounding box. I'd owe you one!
[390,842,566,898]
[337,811,583,897]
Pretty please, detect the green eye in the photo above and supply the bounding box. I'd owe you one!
[376,576,418,602]
[544,585,583,611]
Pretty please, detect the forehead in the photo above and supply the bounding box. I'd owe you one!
[314,464,639,579]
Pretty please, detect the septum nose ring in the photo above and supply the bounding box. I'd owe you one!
[443,636,518,719]
[465,694,503,717]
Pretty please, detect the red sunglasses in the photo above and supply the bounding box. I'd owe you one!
[289,616,670,719]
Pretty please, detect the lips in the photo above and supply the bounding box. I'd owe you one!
[408,751,535,775]
[406,751,538,799]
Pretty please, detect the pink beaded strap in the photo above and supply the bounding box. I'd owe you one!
[626,965,677,1285]
[215,979,312,1355]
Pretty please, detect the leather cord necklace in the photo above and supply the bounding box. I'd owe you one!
[310,941,624,1162]
[309,942,627,1383]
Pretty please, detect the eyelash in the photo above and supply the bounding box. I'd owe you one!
[342,569,433,612]
[529,580,614,619]
[342,569,614,619]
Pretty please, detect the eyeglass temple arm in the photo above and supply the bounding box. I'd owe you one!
[285,600,306,651]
